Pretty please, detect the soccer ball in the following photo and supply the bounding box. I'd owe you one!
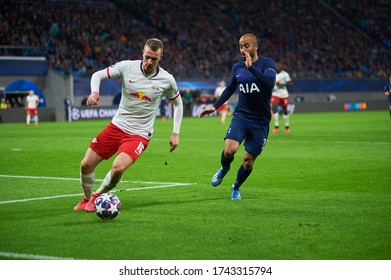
[94,193,121,220]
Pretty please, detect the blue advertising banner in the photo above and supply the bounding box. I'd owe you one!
[67,106,118,121]
[74,78,387,96]
[0,57,48,76]
[67,104,173,121]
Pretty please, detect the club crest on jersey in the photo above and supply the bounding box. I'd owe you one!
[239,83,260,93]
[129,92,152,102]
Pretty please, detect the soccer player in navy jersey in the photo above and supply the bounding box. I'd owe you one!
[384,75,391,118]
[200,33,276,200]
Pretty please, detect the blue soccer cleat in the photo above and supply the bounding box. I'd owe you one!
[211,168,228,187]
[231,186,241,200]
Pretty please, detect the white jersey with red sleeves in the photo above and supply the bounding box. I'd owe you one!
[26,94,39,109]
[272,70,291,98]
[107,60,180,139]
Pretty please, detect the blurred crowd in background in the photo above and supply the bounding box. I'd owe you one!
[0,0,390,80]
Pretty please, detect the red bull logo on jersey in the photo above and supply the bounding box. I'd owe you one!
[129,92,153,102]
[239,83,260,93]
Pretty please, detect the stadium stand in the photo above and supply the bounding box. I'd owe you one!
[0,0,389,80]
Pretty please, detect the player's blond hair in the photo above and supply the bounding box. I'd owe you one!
[145,38,164,54]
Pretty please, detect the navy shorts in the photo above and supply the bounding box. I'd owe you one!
[225,115,269,156]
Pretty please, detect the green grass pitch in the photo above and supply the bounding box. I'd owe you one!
[0,111,390,260]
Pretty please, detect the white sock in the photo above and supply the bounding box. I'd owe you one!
[283,114,289,127]
[273,112,279,127]
[26,115,30,124]
[80,172,95,199]
[96,170,119,193]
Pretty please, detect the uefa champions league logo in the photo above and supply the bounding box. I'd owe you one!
[70,106,118,121]
[71,107,80,120]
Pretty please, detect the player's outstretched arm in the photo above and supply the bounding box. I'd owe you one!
[199,106,216,118]
[168,93,183,152]
[89,68,110,106]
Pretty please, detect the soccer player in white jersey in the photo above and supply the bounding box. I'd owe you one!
[271,63,292,133]
[214,80,228,124]
[25,90,39,126]
[74,38,183,212]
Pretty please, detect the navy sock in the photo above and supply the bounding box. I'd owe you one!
[221,150,234,171]
[234,165,252,189]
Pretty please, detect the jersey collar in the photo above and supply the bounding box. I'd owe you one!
[140,61,160,78]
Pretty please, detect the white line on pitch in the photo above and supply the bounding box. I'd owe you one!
[0,251,76,260]
[0,174,195,205]
[0,174,192,185]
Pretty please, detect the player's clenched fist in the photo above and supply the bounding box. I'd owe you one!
[87,91,100,106]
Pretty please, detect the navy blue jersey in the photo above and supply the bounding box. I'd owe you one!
[384,82,391,104]
[214,56,276,124]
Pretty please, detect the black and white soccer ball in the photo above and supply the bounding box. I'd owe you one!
[94,193,121,220]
